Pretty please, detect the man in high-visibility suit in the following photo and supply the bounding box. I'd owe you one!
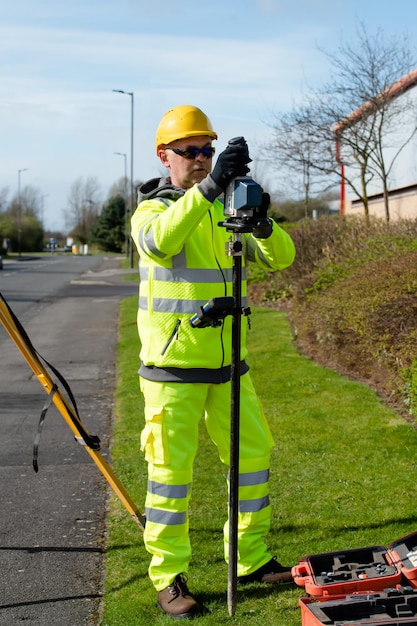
[131,105,296,619]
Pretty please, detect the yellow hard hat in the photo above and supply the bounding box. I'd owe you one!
[156,105,217,154]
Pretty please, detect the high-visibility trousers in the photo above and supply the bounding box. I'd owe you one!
[139,373,276,591]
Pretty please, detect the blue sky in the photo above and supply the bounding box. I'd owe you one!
[2,0,417,231]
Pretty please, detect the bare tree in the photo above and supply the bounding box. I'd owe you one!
[263,22,417,222]
[108,176,129,202]
[261,100,337,218]
[0,187,9,212]
[8,185,43,218]
[20,185,43,218]
[325,23,417,222]
[66,176,102,243]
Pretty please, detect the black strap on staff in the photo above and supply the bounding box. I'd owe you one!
[33,383,58,472]
[0,292,101,460]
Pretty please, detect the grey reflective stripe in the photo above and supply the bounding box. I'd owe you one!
[152,298,207,314]
[148,480,191,499]
[145,507,187,526]
[139,217,166,259]
[239,495,270,513]
[144,229,166,258]
[140,265,149,281]
[139,296,148,310]
[151,266,244,283]
[139,295,248,313]
[238,469,270,487]
[140,266,235,284]
[172,248,186,269]
[246,239,273,268]
[257,248,274,269]
[153,267,225,283]
[227,468,270,486]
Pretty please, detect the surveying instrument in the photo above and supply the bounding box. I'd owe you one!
[191,136,270,617]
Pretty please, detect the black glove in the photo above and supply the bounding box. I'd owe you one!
[211,142,250,190]
[253,192,273,238]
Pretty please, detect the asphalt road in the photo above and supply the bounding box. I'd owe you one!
[0,254,139,625]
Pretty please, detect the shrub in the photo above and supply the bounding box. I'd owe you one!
[248,215,417,420]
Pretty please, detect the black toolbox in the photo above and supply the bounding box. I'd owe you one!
[299,586,417,625]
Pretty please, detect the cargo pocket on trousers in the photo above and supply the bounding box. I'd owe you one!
[140,406,167,465]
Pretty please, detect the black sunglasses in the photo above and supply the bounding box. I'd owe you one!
[167,145,216,160]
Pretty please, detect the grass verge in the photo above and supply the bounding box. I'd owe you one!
[102,298,417,625]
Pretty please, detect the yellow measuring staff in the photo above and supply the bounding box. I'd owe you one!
[0,292,145,531]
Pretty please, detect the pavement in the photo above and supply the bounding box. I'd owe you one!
[0,256,139,625]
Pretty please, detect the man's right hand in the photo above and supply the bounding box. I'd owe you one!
[211,143,250,190]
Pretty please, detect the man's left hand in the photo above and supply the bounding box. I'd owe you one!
[253,218,273,239]
[253,192,273,238]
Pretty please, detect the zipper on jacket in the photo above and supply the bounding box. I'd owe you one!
[161,319,182,355]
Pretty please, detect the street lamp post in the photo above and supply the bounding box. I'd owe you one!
[112,89,134,268]
[17,168,28,258]
[114,151,129,257]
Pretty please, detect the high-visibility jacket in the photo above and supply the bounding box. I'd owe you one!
[131,177,295,382]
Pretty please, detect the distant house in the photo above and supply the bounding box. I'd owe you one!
[345,183,417,220]
[335,70,417,222]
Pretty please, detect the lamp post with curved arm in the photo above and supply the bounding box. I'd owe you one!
[112,89,134,267]
[114,151,129,256]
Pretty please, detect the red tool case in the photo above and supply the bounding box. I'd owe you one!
[292,544,402,598]
[299,587,417,625]
[389,532,417,589]
[292,533,417,599]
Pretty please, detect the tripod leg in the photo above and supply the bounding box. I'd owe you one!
[0,294,145,530]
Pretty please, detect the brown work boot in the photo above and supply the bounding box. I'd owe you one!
[157,574,200,619]
[237,556,294,585]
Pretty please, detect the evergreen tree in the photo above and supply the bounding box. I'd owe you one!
[91,195,126,253]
